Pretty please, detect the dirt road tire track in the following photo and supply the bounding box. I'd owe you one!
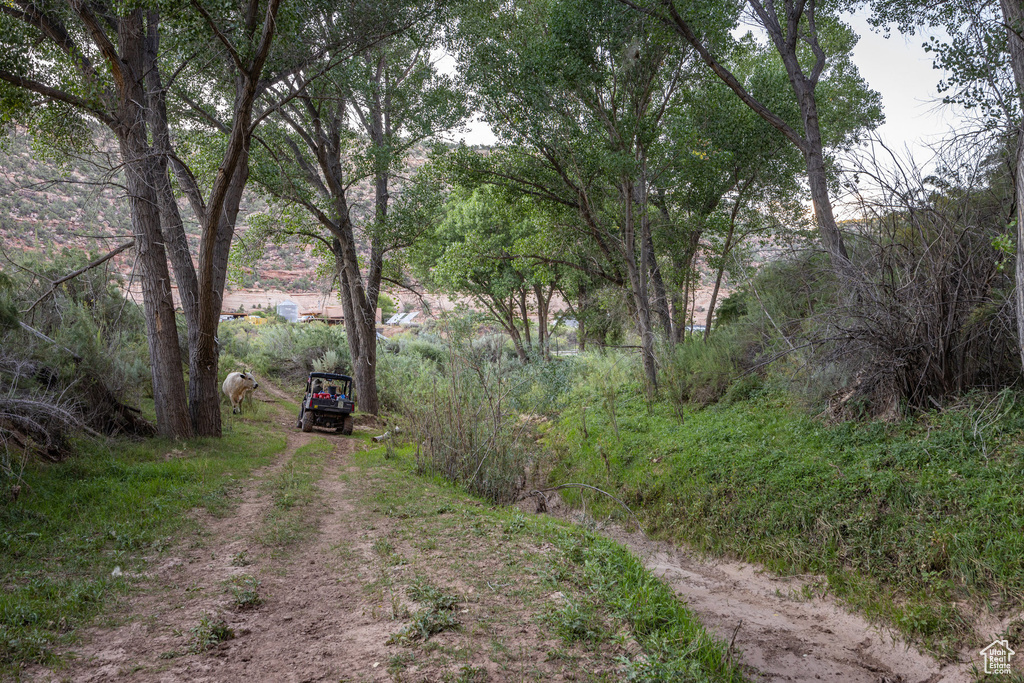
[25,392,394,683]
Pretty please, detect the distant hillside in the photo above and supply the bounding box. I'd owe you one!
[0,127,429,293]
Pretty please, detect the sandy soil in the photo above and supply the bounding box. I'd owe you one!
[534,494,976,683]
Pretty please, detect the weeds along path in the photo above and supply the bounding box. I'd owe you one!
[22,389,384,682]
[540,497,973,683]
[26,386,666,682]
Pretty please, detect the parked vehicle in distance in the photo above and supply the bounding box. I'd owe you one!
[297,372,355,434]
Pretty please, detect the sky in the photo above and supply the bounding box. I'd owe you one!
[844,13,958,164]
[445,11,961,164]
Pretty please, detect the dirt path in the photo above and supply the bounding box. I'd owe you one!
[25,394,396,683]
[24,388,980,683]
[540,497,975,683]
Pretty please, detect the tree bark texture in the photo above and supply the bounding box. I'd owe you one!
[113,11,192,437]
[998,0,1024,374]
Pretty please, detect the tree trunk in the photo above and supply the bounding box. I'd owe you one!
[351,295,380,416]
[627,262,659,393]
[668,291,684,344]
[335,208,381,415]
[647,237,672,339]
[495,295,529,363]
[190,158,250,437]
[143,14,218,435]
[533,283,552,360]
[334,238,363,374]
[998,0,1024,374]
[705,177,749,339]
[115,11,191,438]
[518,289,532,352]
[704,227,733,339]
[621,178,657,393]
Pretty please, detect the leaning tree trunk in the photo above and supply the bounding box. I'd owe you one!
[115,11,191,438]
[336,213,381,415]
[704,234,732,338]
[190,157,250,437]
[705,177,749,338]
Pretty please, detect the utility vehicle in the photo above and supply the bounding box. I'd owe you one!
[297,372,355,434]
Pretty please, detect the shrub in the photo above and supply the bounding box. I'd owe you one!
[219,322,350,380]
[378,316,531,503]
[659,329,744,413]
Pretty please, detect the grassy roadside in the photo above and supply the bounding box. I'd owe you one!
[349,440,746,682]
[0,407,286,677]
[545,385,1024,658]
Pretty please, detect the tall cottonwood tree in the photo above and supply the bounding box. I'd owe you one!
[453,0,709,390]
[650,39,819,340]
[0,0,270,437]
[413,186,563,361]
[145,0,284,437]
[1,0,405,435]
[619,0,882,277]
[154,0,405,432]
[247,14,466,414]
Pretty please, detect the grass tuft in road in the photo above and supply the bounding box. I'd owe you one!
[348,441,745,682]
[257,438,333,549]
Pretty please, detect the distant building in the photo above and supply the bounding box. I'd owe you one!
[300,305,345,325]
[277,300,299,323]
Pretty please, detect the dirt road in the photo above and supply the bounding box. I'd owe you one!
[24,393,625,682]
[606,525,973,683]
[26,389,981,682]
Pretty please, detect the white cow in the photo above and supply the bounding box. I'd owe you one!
[222,371,259,414]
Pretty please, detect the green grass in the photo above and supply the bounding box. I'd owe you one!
[0,420,285,676]
[348,441,745,682]
[225,574,263,610]
[186,612,235,653]
[547,529,742,681]
[257,439,333,549]
[548,383,1024,657]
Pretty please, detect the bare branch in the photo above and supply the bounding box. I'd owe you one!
[23,240,136,315]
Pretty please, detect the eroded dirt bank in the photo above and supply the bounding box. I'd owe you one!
[536,494,975,683]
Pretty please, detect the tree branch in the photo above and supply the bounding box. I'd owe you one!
[0,69,113,125]
[187,0,246,73]
[23,240,136,314]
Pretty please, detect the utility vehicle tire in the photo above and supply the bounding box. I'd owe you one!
[296,411,303,429]
[341,416,354,435]
[301,409,314,433]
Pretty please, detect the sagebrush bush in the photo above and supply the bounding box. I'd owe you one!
[378,317,531,503]
[312,350,342,374]
[659,329,744,413]
[219,322,350,379]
